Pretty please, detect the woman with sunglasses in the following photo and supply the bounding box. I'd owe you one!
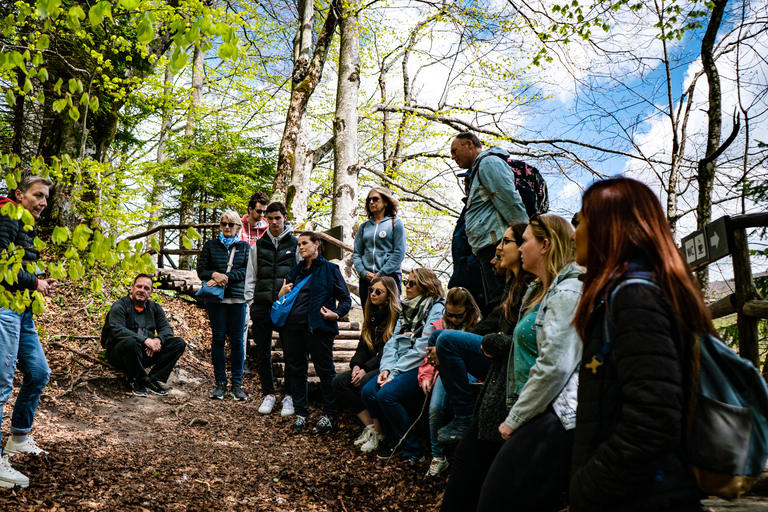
[476,214,583,512]
[360,268,445,463]
[439,221,536,511]
[353,187,406,301]
[569,178,704,512]
[332,276,401,452]
[197,210,252,401]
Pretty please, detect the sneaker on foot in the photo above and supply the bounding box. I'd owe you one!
[426,456,450,477]
[437,416,473,444]
[405,454,426,465]
[4,436,48,456]
[361,431,385,453]
[209,381,227,400]
[231,385,247,402]
[131,380,148,398]
[258,395,276,414]
[0,454,29,488]
[353,425,375,446]
[146,378,169,396]
[280,396,295,417]
[292,415,308,433]
[376,446,402,461]
[314,415,335,434]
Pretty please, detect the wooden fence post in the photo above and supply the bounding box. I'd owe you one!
[732,227,760,368]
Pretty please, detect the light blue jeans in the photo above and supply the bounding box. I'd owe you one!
[429,374,477,458]
[0,308,50,449]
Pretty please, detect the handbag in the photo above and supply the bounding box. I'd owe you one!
[195,245,237,303]
[270,275,312,328]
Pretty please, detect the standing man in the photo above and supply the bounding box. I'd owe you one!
[241,191,270,246]
[450,132,527,307]
[0,175,57,488]
[244,202,300,417]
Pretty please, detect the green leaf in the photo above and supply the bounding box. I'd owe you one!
[5,173,17,190]
[218,42,238,60]
[89,3,104,26]
[119,0,140,9]
[20,210,35,230]
[169,47,187,73]
[182,236,192,249]
[33,237,45,251]
[52,226,70,244]
[31,295,45,315]
[38,34,50,49]
[23,78,33,93]
[68,106,80,121]
[49,262,66,280]
[89,95,99,112]
[54,77,63,94]
[186,226,201,240]
[137,17,154,45]
[5,89,15,107]
[38,68,48,82]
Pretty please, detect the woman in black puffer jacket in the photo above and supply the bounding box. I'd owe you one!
[197,210,251,402]
[569,177,708,512]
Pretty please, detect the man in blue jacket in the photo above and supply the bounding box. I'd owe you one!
[450,133,528,305]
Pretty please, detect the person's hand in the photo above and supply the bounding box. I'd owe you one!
[499,422,515,441]
[211,272,228,286]
[278,279,293,297]
[320,306,339,321]
[426,346,439,367]
[421,379,432,394]
[377,370,392,387]
[144,338,162,356]
[351,366,366,386]
[36,278,57,297]
[365,272,378,282]
[481,343,493,359]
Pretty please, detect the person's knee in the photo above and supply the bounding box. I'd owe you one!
[27,363,51,392]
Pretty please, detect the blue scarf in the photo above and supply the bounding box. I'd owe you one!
[219,232,241,249]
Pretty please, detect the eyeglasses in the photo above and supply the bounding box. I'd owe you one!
[445,311,466,319]
[501,237,517,247]
[529,213,551,240]
[253,209,266,214]
[370,288,386,296]
[367,196,381,203]
[403,278,417,288]
[220,222,237,228]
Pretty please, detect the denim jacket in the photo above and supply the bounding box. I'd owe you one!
[505,262,583,431]
[379,301,445,377]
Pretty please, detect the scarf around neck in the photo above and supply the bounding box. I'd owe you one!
[219,232,241,249]
[398,295,439,339]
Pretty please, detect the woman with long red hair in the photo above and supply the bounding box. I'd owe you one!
[569,177,707,511]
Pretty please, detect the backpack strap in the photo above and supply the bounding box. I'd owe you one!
[472,152,508,189]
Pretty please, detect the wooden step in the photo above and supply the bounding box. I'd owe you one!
[270,330,360,340]
[272,351,353,363]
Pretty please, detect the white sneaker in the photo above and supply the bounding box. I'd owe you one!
[4,436,48,456]
[258,395,276,415]
[426,456,450,477]
[360,431,385,453]
[280,396,295,417]
[354,425,375,446]
[0,454,29,488]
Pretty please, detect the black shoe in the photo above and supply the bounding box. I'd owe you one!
[405,454,426,465]
[209,381,227,400]
[292,415,308,433]
[131,380,148,398]
[231,385,247,402]
[377,447,402,461]
[146,378,168,396]
[314,415,335,434]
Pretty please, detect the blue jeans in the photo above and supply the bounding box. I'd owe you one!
[0,308,50,446]
[435,330,491,418]
[206,302,247,386]
[361,368,423,458]
[429,374,477,458]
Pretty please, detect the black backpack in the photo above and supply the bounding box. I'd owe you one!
[475,153,549,217]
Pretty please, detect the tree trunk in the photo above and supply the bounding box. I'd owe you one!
[148,65,175,236]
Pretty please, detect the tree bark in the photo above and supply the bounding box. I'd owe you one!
[148,64,175,232]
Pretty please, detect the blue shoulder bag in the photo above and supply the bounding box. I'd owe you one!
[270,275,312,328]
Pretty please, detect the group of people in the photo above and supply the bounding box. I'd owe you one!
[0,131,721,512]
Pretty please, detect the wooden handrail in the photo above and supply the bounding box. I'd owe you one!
[731,212,768,230]
[294,229,354,253]
[123,223,219,241]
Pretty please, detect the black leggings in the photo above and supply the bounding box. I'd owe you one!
[332,369,378,415]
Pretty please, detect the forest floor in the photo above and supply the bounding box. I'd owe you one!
[0,285,767,511]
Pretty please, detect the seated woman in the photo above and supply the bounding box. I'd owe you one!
[419,287,481,477]
[440,221,535,511]
[476,214,583,512]
[332,276,401,452]
[360,268,445,463]
[278,232,352,434]
[569,178,704,512]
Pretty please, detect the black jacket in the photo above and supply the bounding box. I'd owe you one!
[251,233,298,316]
[0,196,40,292]
[569,277,701,512]
[350,307,391,372]
[197,239,250,299]
[285,255,351,335]
[102,296,176,352]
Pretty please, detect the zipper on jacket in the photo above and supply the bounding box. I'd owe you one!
[372,220,379,272]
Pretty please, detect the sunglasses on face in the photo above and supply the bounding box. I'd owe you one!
[253,209,266,214]
[445,311,466,319]
[529,213,552,240]
[368,196,381,203]
[370,288,386,296]
[403,278,417,288]
[220,222,237,228]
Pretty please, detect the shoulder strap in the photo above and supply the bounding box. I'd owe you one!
[226,246,237,273]
[472,152,508,188]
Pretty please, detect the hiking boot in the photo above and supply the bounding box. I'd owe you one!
[280,396,295,417]
[376,446,402,461]
[437,416,473,444]
[0,455,28,488]
[209,381,228,400]
[131,380,148,398]
[354,425,375,446]
[146,378,169,396]
[361,431,385,453]
[292,415,308,433]
[426,456,450,477]
[4,436,48,456]
[314,415,335,435]
[231,385,247,402]
[258,395,276,414]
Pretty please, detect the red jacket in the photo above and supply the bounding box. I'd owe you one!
[241,213,268,246]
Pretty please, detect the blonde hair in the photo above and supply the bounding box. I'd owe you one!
[408,268,445,300]
[524,214,575,313]
[220,210,241,229]
[361,276,402,350]
[445,287,481,330]
[364,187,400,218]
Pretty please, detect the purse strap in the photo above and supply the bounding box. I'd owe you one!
[225,246,237,273]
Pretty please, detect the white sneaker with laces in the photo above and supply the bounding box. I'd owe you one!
[360,431,385,453]
[354,425,375,446]
[0,454,29,488]
[280,396,295,417]
[4,436,48,456]
[258,395,276,415]
[426,456,450,477]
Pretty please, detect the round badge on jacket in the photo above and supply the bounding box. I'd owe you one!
[379,231,387,238]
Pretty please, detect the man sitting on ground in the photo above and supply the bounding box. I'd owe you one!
[103,274,187,397]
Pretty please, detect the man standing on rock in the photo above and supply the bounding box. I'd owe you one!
[0,175,58,488]
[244,201,300,417]
[103,274,187,398]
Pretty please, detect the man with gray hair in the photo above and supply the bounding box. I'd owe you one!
[0,175,57,488]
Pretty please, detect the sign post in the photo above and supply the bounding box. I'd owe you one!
[680,216,733,270]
